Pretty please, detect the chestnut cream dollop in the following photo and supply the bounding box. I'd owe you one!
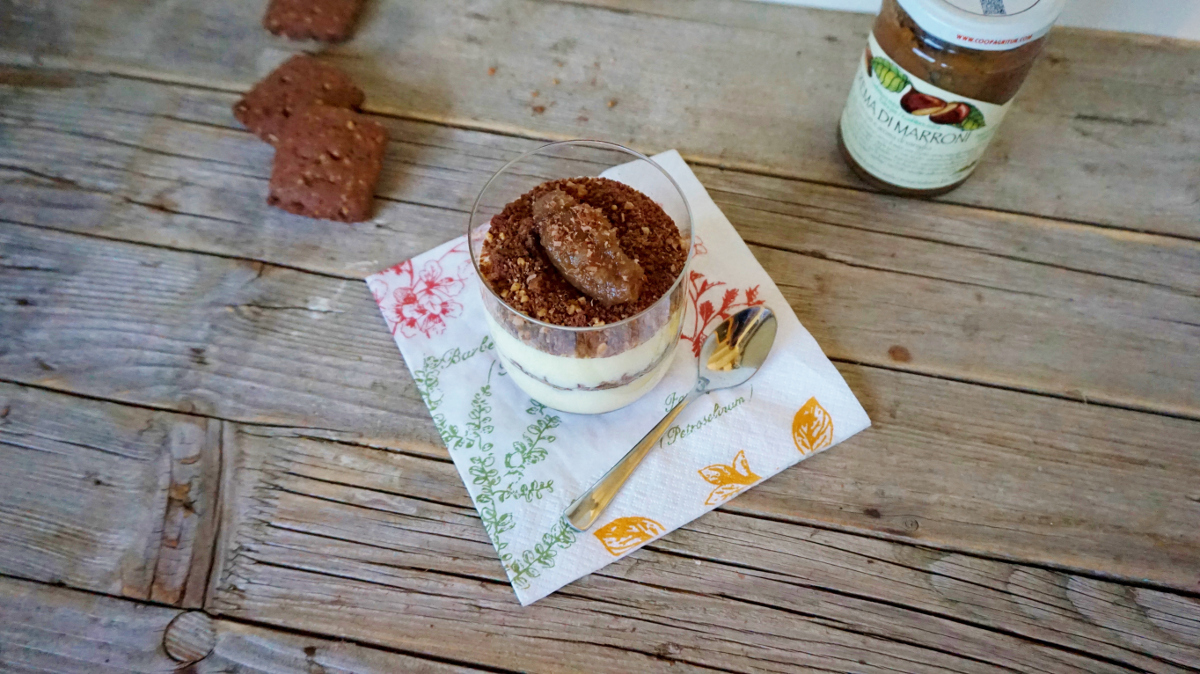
[532,190,645,307]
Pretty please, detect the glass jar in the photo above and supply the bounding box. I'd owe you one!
[838,0,1066,196]
[468,141,693,415]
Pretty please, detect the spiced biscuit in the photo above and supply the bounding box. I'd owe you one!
[263,0,365,42]
[267,105,387,222]
[233,54,364,144]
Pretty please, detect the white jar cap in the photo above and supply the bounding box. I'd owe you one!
[895,0,1068,50]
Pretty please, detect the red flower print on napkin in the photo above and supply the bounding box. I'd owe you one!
[371,243,471,339]
[680,270,764,357]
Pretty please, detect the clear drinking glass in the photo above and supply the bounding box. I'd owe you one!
[468,141,693,415]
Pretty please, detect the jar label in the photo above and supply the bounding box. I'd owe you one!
[840,32,1011,190]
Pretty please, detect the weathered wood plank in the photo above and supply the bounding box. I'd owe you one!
[1,0,1196,236]
[0,221,443,447]
[2,73,1197,416]
[2,222,1198,590]
[0,574,481,672]
[6,70,1199,292]
[206,424,1200,673]
[0,381,218,607]
[738,363,1200,590]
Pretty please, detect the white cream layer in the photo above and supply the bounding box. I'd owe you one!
[495,345,675,415]
[485,309,681,414]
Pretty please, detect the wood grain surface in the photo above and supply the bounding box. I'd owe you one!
[206,424,1200,673]
[0,575,480,673]
[0,382,218,607]
[1,0,1199,670]
[2,220,1198,592]
[0,0,1196,237]
[2,73,1197,417]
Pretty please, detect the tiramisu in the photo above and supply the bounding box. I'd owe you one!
[476,176,689,413]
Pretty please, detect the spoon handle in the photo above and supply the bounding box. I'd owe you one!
[564,378,708,531]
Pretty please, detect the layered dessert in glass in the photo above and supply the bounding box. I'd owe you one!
[468,141,692,414]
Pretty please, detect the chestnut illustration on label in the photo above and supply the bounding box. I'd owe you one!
[930,102,971,125]
[899,90,946,115]
[900,91,973,125]
[868,53,986,131]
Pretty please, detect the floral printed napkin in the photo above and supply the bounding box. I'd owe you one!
[367,150,870,605]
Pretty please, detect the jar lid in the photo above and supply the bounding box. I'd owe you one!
[895,0,1067,51]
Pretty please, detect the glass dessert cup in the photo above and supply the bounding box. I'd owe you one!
[468,140,693,415]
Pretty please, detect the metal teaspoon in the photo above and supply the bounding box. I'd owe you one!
[564,306,779,531]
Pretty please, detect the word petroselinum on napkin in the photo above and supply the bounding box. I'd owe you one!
[367,150,870,605]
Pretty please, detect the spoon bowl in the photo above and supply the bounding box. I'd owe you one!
[700,306,777,381]
[564,306,778,531]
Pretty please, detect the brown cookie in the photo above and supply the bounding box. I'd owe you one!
[233,54,364,145]
[263,0,365,42]
[267,105,387,223]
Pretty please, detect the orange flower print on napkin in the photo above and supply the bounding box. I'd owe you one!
[793,397,834,454]
[699,450,761,506]
[594,516,665,556]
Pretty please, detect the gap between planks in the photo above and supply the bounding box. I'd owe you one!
[235,423,1200,602]
[0,65,1195,597]
[2,69,1195,419]
[3,61,1195,247]
[3,377,1199,670]
[2,214,1194,425]
[206,425,1200,672]
[3,0,1198,244]
[8,368,1189,606]
[246,460,1200,671]
[0,572,506,673]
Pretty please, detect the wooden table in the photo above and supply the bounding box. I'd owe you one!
[1,1,1198,671]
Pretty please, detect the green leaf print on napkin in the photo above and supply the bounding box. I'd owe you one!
[509,519,577,589]
[450,376,576,586]
[505,401,560,475]
[472,454,517,562]
[413,336,495,447]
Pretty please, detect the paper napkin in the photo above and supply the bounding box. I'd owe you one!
[366,150,870,605]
